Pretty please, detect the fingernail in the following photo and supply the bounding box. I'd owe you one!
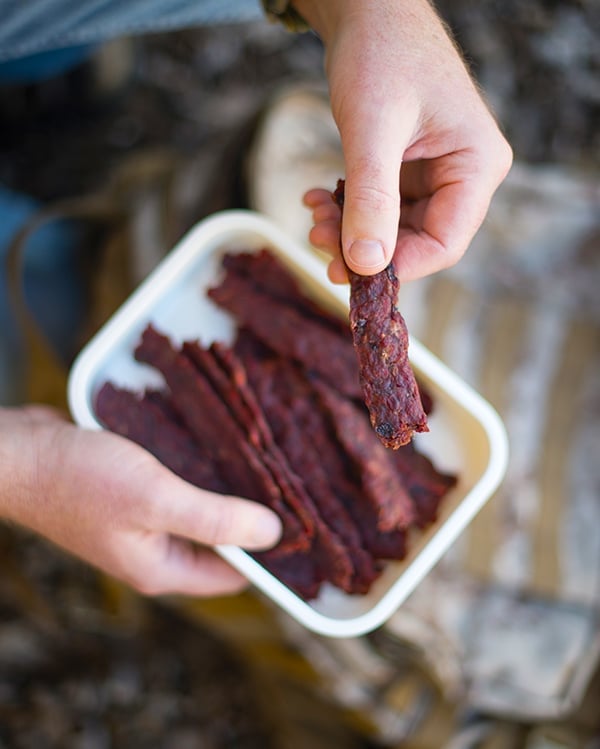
[252,512,282,548]
[347,240,386,269]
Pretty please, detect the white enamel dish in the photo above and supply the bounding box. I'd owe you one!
[68,210,509,638]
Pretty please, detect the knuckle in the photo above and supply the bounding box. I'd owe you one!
[348,182,398,215]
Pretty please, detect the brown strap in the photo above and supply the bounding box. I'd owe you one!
[5,195,125,407]
[4,147,182,407]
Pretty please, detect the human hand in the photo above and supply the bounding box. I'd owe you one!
[295,0,513,283]
[0,405,282,597]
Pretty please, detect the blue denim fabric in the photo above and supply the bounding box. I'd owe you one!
[0,0,264,61]
[0,44,95,81]
[0,187,86,403]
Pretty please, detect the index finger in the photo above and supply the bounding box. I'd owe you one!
[392,146,512,280]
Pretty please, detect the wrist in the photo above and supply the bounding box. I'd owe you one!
[292,0,448,56]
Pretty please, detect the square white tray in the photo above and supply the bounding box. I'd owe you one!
[68,210,509,638]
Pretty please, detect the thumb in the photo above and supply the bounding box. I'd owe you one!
[338,101,415,276]
[150,473,283,552]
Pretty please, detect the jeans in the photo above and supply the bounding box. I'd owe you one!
[0,0,264,62]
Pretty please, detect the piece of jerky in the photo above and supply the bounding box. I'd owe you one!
[256,547,325,601]
[237,346,381,593]
[391,441,458,528]
[332,179,428,448]
[184,339,355,593]
[233,326,277,366]
[229,261,433,419]
[96,383,226,494]
[133,324,308,554]
[312,378,416,532]
[235,329,405,561]
[182,341,308,521]
[307,401,409,560]
[216,342,356,591]
[222,249,351,339]
[208,270,362,399]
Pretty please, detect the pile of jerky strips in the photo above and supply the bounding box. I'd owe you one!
[96,249,457,600]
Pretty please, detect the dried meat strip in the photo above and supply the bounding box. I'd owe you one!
[312,378,416,532]
[348,264,429,448]
[233,326,277,367]
[185,339,356,593]
[96,383,226,494]
[391,441,457,528]
[307,390,408,560]
[222,249,351,339]
[235,330,405,561]
[333,179,428,448]
[238,349,381,593]
[182,341,320,543]
[208,271,362,399]
[133,325,308,554]
[256,547,325,601]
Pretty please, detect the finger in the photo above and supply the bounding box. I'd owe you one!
[126,536,249,597]
[155,539,249,597]
[308,218,341,256]
[327,255,350,284]
[393,176,498,281]
[312,202,341,224]
[337,98,416,275]
[303,187,335,207]
[149,474,282,551]
[22,404,70,424]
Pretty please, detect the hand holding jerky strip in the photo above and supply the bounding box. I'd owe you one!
[333,179,428,449]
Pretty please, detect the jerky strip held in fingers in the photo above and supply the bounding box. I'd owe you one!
[333,179,428,448]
